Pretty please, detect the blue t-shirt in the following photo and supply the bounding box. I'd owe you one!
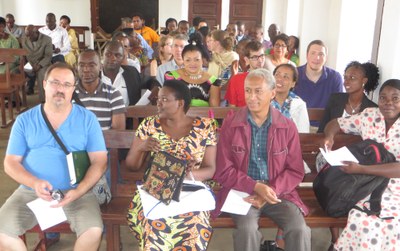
[294,64,344,109]
[7,104,106,190]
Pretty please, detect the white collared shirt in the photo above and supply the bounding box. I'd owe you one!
[38,26,71,56]
[101,67,129,106]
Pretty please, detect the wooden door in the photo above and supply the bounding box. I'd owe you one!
[229,0,263,29]
[189,0,222,30]
[90,0,158,33]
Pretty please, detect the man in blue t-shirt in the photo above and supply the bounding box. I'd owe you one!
[0,63,107,250]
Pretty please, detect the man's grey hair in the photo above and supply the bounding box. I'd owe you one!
[246,68,276,90]
[173,33,189,43]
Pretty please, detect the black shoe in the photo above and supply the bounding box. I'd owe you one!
[26,89,34,95]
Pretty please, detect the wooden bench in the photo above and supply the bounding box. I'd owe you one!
[126,105,325,130]
[24,106,346,251]
[101,131,361,250]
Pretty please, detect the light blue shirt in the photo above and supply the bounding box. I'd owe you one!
[136,33,154,59]
[7,104,106,190]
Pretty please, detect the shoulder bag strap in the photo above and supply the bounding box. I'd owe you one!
[72,91,85,107]
[40,104,69,155]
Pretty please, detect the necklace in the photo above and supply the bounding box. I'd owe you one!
[348,102,361,114]
[184,70,203,80]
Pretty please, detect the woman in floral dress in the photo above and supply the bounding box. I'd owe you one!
[324,79,400,251]
[125,80,217,250]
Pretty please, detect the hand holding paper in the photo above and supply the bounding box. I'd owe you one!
[221,189,252,215]
[27,198,67,230]
[319,146,359,166]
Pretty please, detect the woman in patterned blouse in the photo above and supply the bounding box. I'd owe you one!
[324,79,400,251]
[125,80,218,250]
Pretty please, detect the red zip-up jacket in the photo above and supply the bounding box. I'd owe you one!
[212,107,309,217]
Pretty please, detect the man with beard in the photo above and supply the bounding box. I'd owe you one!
[0,63,107,251]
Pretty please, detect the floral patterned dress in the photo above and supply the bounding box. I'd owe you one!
[127,115,217,251]
[334,107,400,251]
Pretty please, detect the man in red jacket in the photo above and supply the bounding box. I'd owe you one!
[213,68,311,251]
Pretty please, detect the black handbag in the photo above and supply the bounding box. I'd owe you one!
[313,139,396,218]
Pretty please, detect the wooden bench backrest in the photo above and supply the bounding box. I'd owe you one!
[0,48,28,89]
[126,106,325,130]
[103,129,362,198]
[308,108,325,121]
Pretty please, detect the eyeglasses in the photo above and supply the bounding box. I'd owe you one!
[248,54,265,61]
[47,80,76,89]
[274,44,287,48]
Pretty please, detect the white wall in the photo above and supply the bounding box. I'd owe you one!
[285,0,301,36]
[1,0,91,27]
[335,0,378,75]
[298,0,335,67]
[372,0,400,101]
[1,0,92,47]
[263,0,287,36]
[159,0,188,28]
[220,0,230,30]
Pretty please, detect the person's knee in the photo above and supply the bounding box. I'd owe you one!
[78,227,102,239]
[235,221,259,234]
[0,233,27,251]
[285,222,310,237]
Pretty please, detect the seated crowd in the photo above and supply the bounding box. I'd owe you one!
[0,11,399,251]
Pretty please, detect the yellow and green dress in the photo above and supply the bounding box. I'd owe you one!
[127,115,217,251]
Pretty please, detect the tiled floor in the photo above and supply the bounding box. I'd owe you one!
[0,92,333,251]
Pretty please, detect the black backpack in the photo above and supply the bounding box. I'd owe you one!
[313,139,396,218]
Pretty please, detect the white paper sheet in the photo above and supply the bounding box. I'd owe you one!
[138,180,215,220]
[319,146,359,166]
[27,198,67,230]
[135,90,151,105]
[221,189,252,215]
[24,62,33,72]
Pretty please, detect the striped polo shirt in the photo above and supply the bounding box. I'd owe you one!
[74,80,126,130]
